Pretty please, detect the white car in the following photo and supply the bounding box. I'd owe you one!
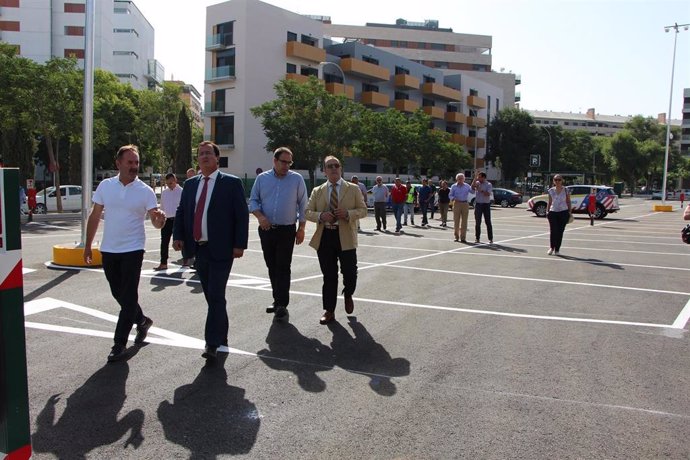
[33,185,83,213]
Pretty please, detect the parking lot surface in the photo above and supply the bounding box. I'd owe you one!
[18,197,690,459]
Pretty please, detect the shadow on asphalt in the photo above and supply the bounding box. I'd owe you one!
[157,353,260,457]
[556,254,624,270]
[32,358,145,458]
[24,270,79,302]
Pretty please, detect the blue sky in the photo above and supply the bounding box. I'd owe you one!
[134,0,690,119]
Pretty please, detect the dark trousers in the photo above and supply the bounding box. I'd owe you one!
[374,202,387,230]
[259,224,296,308]
[420,201,429,225]
[548,210,569,251]
[160,217,174,264]
[474,203,493,241]
[102,250,145,347]
[317,229,357,311]
[194,244,233,348]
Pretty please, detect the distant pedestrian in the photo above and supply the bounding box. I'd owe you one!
[19,186,27,215]
[403,180,416,226]
[351,175,368,231]
[371,176,389,231]
[154,173,183,271]
[471,171,493,244]
[546,174,572,255]
[437,180,450,227]
[417,178,432,227]
[588,188,597,226]
[249,147,307,320]
[680,191,685,209]
[84,144,166,362]
[390,178,407,233]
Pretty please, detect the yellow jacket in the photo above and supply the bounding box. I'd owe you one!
[306,180,368,251]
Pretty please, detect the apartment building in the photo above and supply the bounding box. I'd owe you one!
[168,80,203,129]
[0,0,163,90]
[205,0,506,178]
[529,108,681,137]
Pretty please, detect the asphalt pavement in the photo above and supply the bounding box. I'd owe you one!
[17,197,690,459]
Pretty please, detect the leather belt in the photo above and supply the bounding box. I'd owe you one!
[455,200,467,203]
[196,241,208,246]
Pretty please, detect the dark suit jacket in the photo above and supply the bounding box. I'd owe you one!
[173,171,249,262]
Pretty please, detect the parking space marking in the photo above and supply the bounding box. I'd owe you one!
[672,298,690,329]
[507,243,689,257]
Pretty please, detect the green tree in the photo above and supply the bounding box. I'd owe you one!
[251,77,362,187]
[486,107,539,182]
[603,131,648,194]
[174,106,193,174]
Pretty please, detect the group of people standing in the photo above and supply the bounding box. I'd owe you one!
[85,143,367,364]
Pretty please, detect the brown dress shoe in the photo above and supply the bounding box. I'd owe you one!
[319,311,335,325]
[153,264,167,271]
[344,295,354,314]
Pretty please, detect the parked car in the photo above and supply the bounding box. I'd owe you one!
[651,190,674,200]
[527,185,620,219]
[33,185,82,213]
[491,188,523,207]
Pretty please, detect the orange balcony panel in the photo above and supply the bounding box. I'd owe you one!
[394,99,420,113]
[393,73,420,89]
[340,57,389,81]
[423,106,445,119]
[285,73,311,84]
[445,112,467,124]
[467,116,487,128]
[285,41,326,63]
[361,91,389,108]
[421,82,461,101]
[451,134,466,144]
[326,82,354,99]
[465,137,486,149]
[467,95,487,108]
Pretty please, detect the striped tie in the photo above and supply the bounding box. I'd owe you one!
[329,183,338,213]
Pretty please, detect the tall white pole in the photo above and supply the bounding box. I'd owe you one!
[661,23,688,205]
[540,126,552,183]
[80,0,95,244]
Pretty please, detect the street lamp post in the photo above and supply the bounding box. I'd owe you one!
[319,61,346,86]
[661,22,689,205]
[540,125,552,183]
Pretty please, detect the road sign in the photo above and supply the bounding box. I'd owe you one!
[530,154,540,167]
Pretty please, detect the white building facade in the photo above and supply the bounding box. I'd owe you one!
[0,0,162,90]
[205,0,508,179]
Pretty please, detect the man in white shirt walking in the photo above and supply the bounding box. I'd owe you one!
[155,173,183,270]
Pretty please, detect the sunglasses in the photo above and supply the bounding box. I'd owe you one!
[326,163,341,169]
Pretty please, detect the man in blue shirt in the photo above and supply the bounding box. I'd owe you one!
[417,178,433,227]
[471,171,493,244]
[249,147,308,319]
[448,173,472,243]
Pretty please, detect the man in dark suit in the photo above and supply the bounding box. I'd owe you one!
[173,141,249,361]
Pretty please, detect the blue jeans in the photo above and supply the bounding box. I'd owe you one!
[392,203,404,231]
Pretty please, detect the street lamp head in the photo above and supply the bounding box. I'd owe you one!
[665,28,670,33]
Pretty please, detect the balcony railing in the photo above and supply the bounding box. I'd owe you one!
[467,116,487,128]
[467,95,487,109]
[205,65,235,81]
[423,106,445,119]
[325,82,354,99]
[421,83,461,101]
[340,58,389,81]
[361,91,389,107]
[204,101,225,114]
[204,133,234,147]
[285,41,326,63]
[445,112,466,124]
[394,99,420,113]
[450,133,466,145]
[465,137,486,149]
[393,73,420,90]
[206,33,233,50]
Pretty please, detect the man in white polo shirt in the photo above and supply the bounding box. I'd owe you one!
[154,173,183,271]
[84,144,166,363]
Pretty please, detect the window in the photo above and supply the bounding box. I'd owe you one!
[115,73,137,80]
[114,28,139,37]
[301,34,317,46]
[113,51,138,58]
[323,73,343,84]
[211,89,225,112]
[215,48,235,76]
[362,83,379,93]
[219,157,229,168]
[469,88,478,96]
[394,91,409,100]
[360,163,377,173]
[65,25,84,36]
[564,122,570,126]
[64,2,85,13]
[431,43,444,50]
[64,48,85,59]
[0,20,20,31]
[362,56,379,65]
[114,7,129,14]
[434,62,449,69]
[214,116,234,146]
[287,31,297,42]
[423,75,435,83]
[216,21,233,46]
[469,109,478,117]
[394,66,409,75]
[286,63,296,74]
[422,98,434,107]
[301,66,318,77]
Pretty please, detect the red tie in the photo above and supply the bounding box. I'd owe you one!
[193,177,210,241]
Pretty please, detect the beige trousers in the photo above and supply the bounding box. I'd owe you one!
[453,201,469,240]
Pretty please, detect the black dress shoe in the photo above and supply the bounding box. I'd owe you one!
[107,344,127,363]
[274,306,288,318]
[134,317,153,344]
[344,296,354,314]
[319,311,335,325]
[202,346,218,360]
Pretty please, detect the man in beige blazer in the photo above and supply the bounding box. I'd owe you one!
[306,155,368,324]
